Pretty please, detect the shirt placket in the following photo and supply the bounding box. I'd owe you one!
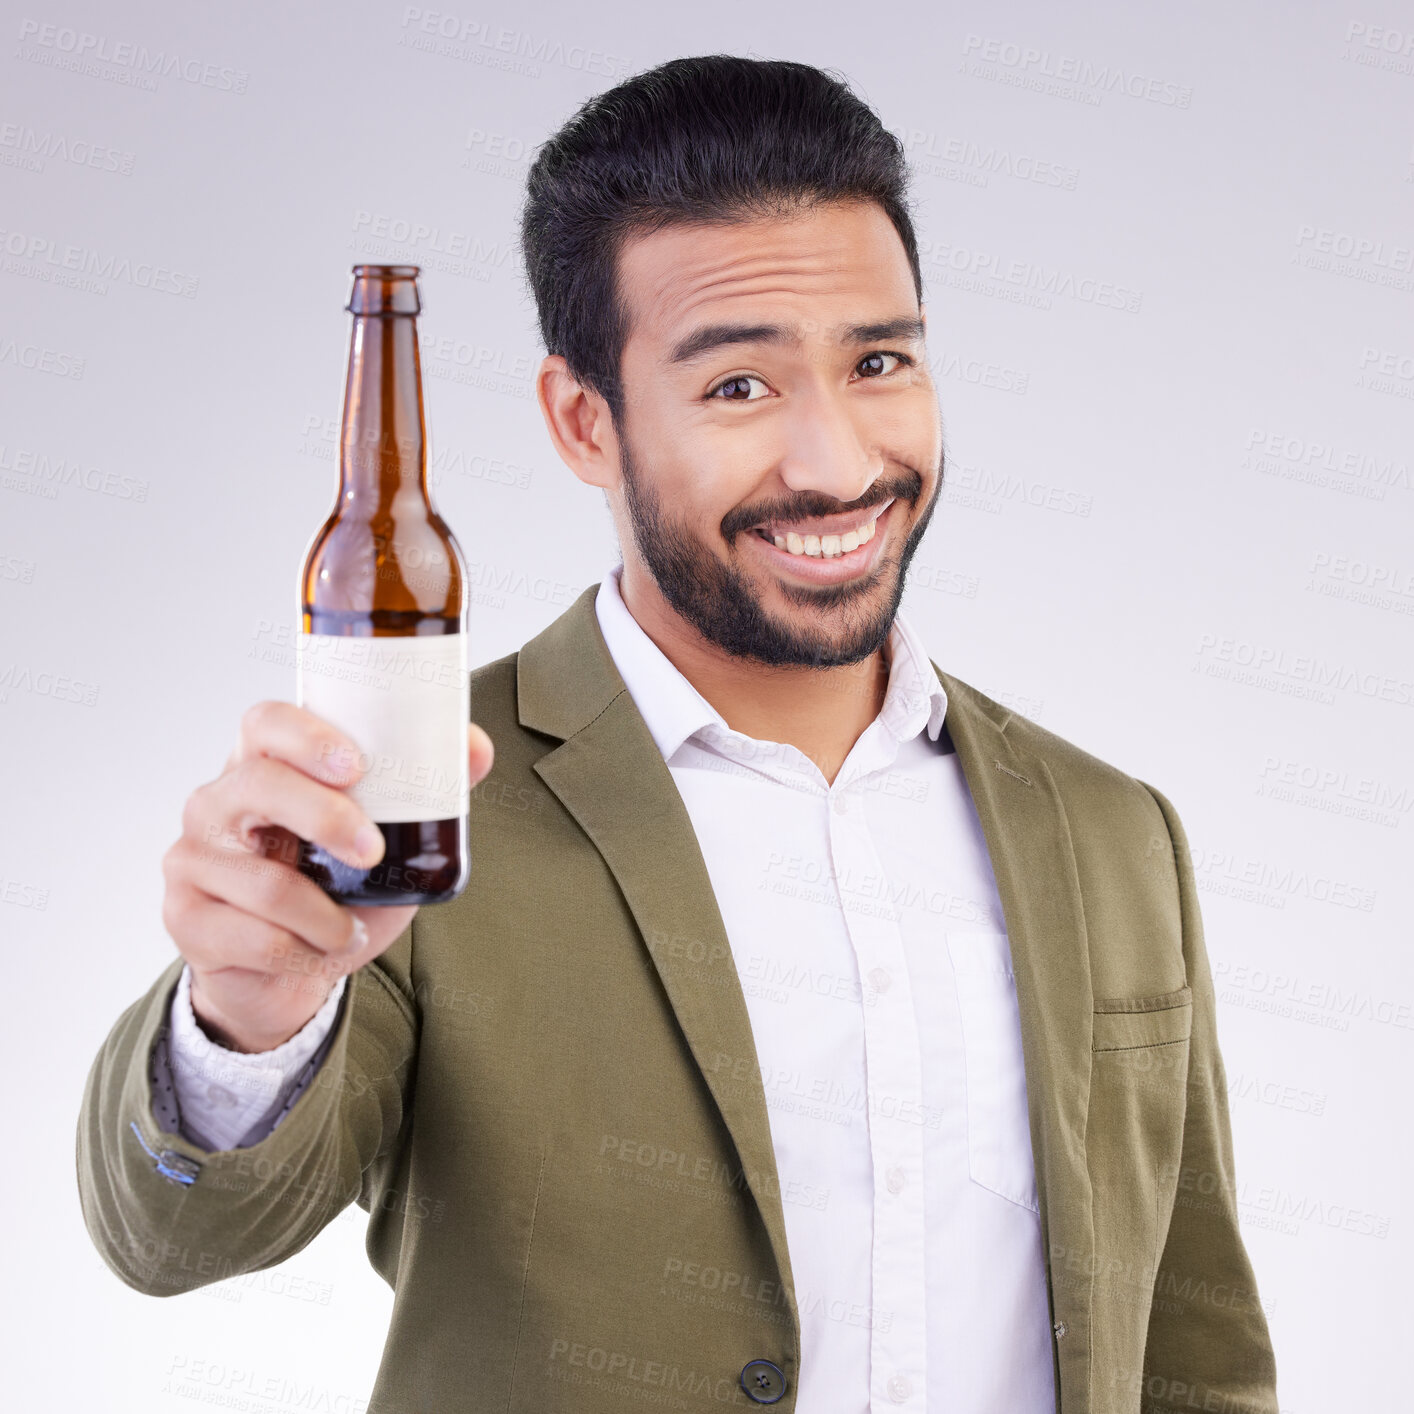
[828,764,928,1410]
[698,719,930,1409]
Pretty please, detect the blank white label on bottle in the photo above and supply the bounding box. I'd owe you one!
[296,631,470,824]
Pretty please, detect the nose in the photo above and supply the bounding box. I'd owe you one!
[775,381,884,509]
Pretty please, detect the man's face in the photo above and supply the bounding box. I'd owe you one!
[610,198,944,669]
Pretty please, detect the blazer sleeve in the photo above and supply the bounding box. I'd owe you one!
[1137,782,1279,1413]
[75,918,418,1297]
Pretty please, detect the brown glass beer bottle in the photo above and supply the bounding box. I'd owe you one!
[295,264,470,905]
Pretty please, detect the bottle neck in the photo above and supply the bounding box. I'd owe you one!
[339,314,427,503]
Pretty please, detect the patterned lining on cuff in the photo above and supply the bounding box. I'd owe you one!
[159,962,348,1150]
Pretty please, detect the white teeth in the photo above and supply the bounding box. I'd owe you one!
[769,512,879,559]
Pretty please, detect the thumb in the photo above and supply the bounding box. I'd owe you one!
[468,721,494,780]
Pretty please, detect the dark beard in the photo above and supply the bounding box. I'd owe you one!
[614,428,942,670]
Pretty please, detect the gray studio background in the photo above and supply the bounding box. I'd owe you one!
[4,0,1411,1405]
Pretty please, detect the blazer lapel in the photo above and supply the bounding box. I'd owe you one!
[517,584,800,1342]
[933,664,1095,1405]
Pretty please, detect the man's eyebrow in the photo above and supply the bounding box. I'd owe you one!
[666,316,925,367]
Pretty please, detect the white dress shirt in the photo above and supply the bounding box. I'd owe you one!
[158,560,1057,1412]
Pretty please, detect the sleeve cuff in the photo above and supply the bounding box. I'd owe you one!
[166,962,346,1141]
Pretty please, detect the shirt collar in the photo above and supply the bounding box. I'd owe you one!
[593,562,948,765]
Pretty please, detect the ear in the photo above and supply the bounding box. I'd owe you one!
[536,354,621,492]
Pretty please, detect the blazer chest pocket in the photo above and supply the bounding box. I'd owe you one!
[946,930,1039,1215]
[1091,986,1193,1051]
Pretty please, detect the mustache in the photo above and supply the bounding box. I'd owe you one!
[735,486,913,536]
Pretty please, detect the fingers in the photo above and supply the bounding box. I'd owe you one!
[177,706,492,977]
[165,822,364,959]
[169,884,360,991]
[229,699,365,787]
[188,752,384,872]
[225,700,494,808]
[164,698,440,1051]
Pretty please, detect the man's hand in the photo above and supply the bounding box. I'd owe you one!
[160,701,494,1052]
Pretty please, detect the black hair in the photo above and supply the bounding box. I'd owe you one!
[518,54,923,429]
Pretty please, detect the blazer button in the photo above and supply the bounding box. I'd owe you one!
[1053,1320,1068,1339]
[740,1359,787,1404]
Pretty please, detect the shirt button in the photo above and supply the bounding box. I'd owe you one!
[831,792,850,814]
[868,967,892,992]
[1053,1319,1068,1339]
[887,1373,913,1402]
[886,1166,906,1194]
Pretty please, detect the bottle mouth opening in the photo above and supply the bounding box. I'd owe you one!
[347,265,421,315]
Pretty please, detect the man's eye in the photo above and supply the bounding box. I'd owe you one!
[857,351,912,378]
[707,374,768,402]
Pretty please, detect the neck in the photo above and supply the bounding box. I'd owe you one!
[618,563,891,788]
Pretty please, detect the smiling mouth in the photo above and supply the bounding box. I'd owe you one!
[749,497,895,560]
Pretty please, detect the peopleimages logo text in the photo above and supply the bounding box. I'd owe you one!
[16,19,249,93]
[961,33,1192,106]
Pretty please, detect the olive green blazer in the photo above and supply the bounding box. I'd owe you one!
[77,581,1278,1414]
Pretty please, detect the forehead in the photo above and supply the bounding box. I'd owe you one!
[616,200,916,353]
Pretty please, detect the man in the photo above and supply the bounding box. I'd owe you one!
[77,54,1279,1414]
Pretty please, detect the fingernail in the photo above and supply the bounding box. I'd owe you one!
[324,744,355,780]
[354,824,383,862]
